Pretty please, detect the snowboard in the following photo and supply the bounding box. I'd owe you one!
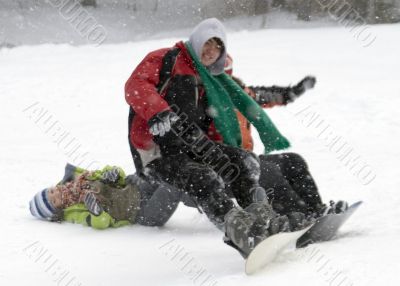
[245,224,313,275]
[296,201,363,248]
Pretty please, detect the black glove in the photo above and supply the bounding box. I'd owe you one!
[101,168,120,184]
[148,110,179,137]
[292,76,316,97]
[84,192,103,216]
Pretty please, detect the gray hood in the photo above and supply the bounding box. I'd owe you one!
[189,18,227,75]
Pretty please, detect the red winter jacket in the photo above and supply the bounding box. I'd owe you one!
[125,41,223,151]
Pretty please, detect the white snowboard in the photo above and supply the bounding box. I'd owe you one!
[245,225,313,275]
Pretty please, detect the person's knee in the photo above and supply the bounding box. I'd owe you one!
[283,153,309,170]
[259,156,281,175]
[259,159,284,188]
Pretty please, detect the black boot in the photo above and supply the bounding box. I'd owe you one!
[223,202,290,258]
[286,211,314,230]
[317,200,349,217]
[197,188,236,231]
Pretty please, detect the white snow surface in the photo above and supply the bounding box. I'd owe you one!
[1,24,400,285]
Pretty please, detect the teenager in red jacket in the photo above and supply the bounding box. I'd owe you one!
[125,18,307,257]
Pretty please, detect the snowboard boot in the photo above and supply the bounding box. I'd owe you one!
[318,200,349,217]
[195,187,237,231]
[244,201,314,232]
[223,202,290,258]
[286,211,314,230]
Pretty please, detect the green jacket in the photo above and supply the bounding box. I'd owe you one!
[59,164,140,229]
[64,204,130,229]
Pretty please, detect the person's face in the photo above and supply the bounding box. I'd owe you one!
[201,38,223,67]
[47,188,62,209]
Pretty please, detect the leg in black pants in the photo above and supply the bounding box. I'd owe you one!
[144,153,236,230]
[126,174,181,227]
[259,153,323,215]
[142,143,270,229]
[214,144,266,208]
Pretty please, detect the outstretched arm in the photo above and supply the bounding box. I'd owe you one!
[248,76,316,108]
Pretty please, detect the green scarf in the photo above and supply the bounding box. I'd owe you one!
[185,41,290,153]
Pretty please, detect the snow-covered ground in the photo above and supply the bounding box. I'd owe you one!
[1,23,399,285]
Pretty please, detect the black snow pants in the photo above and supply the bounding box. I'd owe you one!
[125,174,181,227]
[142,143,266,229]
[259,153,323,215]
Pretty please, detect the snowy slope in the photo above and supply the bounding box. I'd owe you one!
[0,0,338,47]
[1,24,399,286]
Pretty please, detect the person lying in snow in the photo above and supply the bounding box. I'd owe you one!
[29,163,180,229]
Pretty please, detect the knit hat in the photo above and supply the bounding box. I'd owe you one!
[29,189,57,220]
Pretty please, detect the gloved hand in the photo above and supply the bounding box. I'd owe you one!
[101,168,120,184]
[148,110,179,137]
[292,76,316,97]
[84,192,103,216]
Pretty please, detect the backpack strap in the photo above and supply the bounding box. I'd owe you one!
[128,47,181,174]
[156,47,181,93]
